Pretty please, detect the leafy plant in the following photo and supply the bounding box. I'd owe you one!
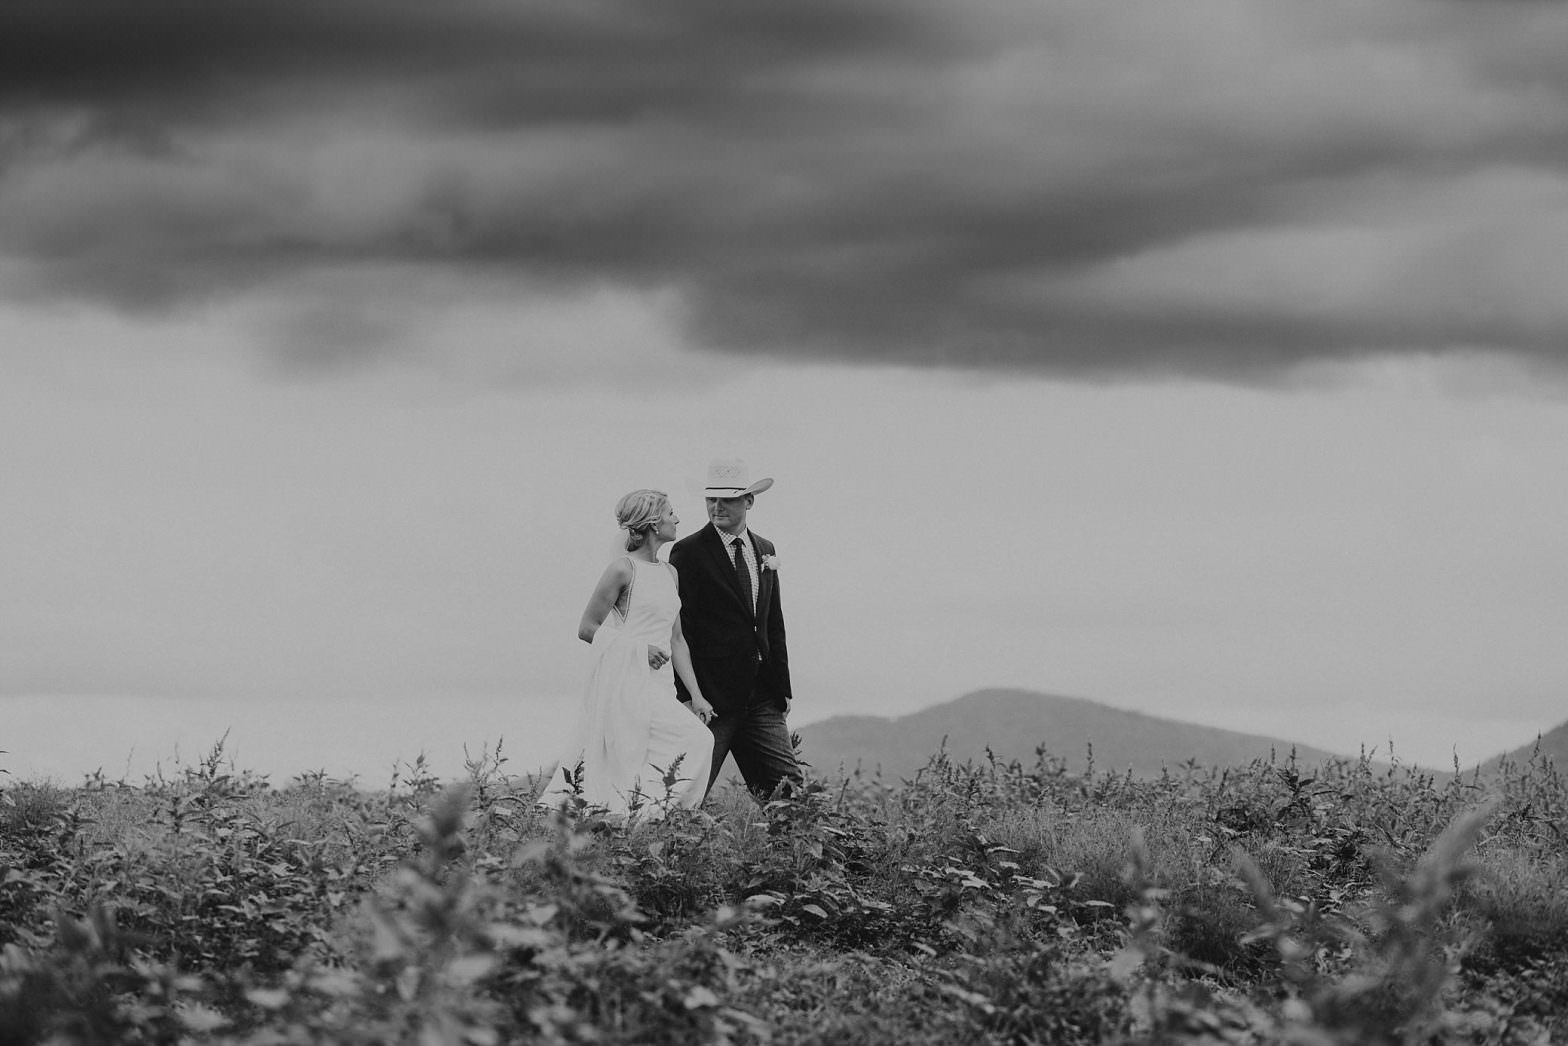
[3,737,1567,1043]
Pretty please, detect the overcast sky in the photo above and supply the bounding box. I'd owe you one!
[4,0,1567,784]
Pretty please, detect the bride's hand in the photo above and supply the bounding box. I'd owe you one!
[647,646,670,670]
[689,698,717,724]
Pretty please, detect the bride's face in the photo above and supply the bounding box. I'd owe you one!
[653,504,680,542]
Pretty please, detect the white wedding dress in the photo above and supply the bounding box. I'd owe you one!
[537,557,714,818]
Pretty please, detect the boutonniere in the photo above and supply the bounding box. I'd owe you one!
[760,554,779,573]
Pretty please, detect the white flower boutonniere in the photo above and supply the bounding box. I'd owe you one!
[760,554,779,573]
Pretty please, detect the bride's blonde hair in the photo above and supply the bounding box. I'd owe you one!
[615,489,669,551]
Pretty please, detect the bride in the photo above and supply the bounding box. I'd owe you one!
[537,489,717,818]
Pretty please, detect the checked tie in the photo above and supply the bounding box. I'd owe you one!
[730,537,754,615]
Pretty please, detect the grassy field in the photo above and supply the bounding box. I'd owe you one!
[4,738,1568,1044]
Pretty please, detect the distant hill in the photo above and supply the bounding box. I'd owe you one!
[1479,719,1568,774]
[796,688,1350,781]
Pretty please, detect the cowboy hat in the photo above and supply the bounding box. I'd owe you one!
[703,457,773,498]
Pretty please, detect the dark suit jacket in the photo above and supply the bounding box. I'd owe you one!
[669,522,792,714]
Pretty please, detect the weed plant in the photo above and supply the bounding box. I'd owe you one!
[1,737,1565,1043]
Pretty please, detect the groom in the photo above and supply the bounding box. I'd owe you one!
[670,458,804,801]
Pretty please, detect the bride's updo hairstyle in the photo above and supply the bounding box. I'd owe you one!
[615,489,669,551]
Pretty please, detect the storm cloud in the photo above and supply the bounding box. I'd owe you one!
[4,0,1568,376]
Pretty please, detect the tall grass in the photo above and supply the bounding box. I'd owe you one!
[2,738,1564,1043]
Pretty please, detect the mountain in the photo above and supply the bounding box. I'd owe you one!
[1479,719,1568,774]
[795,688,1350,781]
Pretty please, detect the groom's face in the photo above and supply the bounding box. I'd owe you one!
[706,494,752,535]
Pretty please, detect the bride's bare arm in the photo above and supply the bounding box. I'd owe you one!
[577,559,633,643]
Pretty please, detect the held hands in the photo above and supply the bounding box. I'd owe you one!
[647,646,670,670]
[689,696,717,725]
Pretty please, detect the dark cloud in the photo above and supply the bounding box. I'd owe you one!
[0,0,930,127]
[3,0,1568,376]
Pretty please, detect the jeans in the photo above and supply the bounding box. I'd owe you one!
[707,700,803,801]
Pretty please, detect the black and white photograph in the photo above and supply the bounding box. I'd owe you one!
[4,2,1568,1041]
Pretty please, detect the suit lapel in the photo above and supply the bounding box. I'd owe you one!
[752,535,774,622]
